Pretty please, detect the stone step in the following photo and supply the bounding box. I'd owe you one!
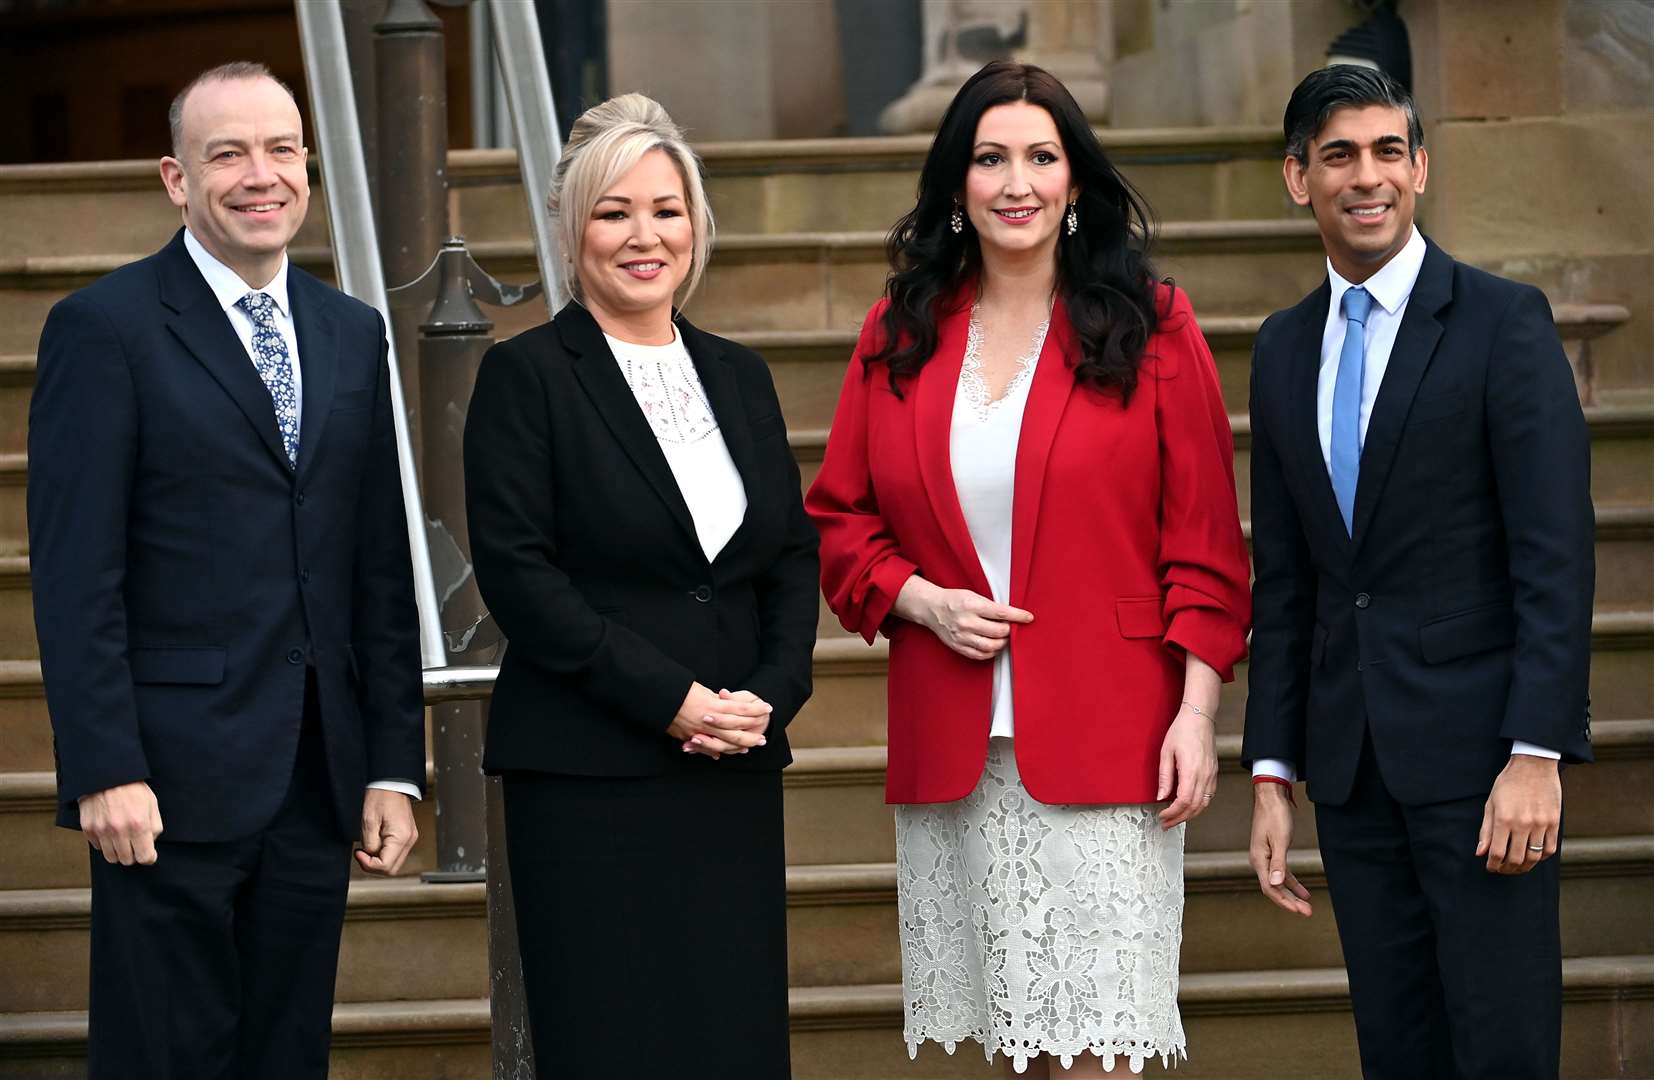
[0,222,1330,356]
[2,404,1647,625]
[1,957,1648,1079]
[3,835,1648,1017]
[736,305,1634,433]
[0,303,1631,460]
[4,717,1650,891]
[0,129,1293,263]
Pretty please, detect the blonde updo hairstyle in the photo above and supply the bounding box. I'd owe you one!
[547,93,714,309]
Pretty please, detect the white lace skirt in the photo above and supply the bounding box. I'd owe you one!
[896,738,1187,1074]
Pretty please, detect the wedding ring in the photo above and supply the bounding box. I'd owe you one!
[1200,793,1214,800]
[1527,844,1545,853]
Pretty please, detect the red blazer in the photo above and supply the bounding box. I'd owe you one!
[806,284,1251,805]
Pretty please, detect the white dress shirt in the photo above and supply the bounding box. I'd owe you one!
[1252,227,1557,783]
[950,309,1049,739]
[183,230,421,802]
[604,326,748,562]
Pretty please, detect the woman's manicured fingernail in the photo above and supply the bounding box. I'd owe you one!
[757,738,767,746]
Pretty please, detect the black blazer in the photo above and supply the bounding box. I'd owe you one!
[28,230,426,841]
[1241,237,1595,806]
[463,302,820,776]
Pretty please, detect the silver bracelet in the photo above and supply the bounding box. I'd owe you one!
[1181,700,1214,721]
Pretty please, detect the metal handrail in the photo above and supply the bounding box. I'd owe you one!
[295,0,447,669]
[487,0,564,317]
[422,664,498,705]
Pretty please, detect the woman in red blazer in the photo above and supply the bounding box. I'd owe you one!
[806,63,1250,1076]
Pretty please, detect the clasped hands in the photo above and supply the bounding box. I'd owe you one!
[670,681,773,759]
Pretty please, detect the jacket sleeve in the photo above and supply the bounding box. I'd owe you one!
[1153,289,1253,681]
[803,304,918,643]
[351,312,428,790]
[737,365,822,729]
[1240,333,1317,768]
[1486,286,1595,761]
[27,293,149,806]
[464,337,696,735]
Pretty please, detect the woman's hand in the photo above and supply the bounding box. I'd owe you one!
[1157,701,1219,829]
[893,575,1032,661]
[667,682,772,760]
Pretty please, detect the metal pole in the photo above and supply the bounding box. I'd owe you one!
[374,0,452,469]
[488,0,564,314]
[414,240,502,883]
[294,0,446,669]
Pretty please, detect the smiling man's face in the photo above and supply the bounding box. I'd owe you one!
[160,75,309,288]
[1285,104,1428,284]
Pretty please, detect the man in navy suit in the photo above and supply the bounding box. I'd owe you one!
[28,61,425,1078]
[1242,66,1593,1078]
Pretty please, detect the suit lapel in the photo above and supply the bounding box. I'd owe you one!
[560,302,700,549]
[290,269,339,483]
[681,316,754,557]
[158,233,291,472]
[1349,240,1452,552]
[1007,299,1077,607]
[1286,280,1350,555]
[913,299,994,597]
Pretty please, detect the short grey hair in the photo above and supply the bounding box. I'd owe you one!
[169,61,297,157]
[547,93,714,309]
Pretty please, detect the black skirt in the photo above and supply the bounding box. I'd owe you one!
[502,766,791,1078]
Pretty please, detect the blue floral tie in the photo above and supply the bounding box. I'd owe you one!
[237,291,299,466]
[1330,286,1372,535]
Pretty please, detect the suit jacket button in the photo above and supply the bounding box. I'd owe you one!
[1355,592,1371,609]
[295,492,306,506]
[286,648,305,665]
[693,585,713,603]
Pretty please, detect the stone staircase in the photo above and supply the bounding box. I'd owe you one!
[0,129,1649,1078]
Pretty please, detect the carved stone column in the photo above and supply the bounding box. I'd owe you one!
[879,0,1112,134]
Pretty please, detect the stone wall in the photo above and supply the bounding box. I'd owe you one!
[1409,0,1654,402]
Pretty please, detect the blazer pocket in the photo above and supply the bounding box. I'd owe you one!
[129,646,227,685]
[1115,597,1166,640]
[1408,391,1465,425]
[331,386,374,413]
[1419,601,1515,664]
[749,413,784,441]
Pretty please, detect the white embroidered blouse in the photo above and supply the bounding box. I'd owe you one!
[604,327,748,562]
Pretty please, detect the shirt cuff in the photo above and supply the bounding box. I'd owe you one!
[367,780,422,801]
[1251,758,1298,782]
[1510,741,1561,761]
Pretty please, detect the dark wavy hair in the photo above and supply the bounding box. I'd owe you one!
[869,61,1163,402]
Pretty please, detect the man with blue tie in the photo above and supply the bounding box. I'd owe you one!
[28,62,424,1078]
[1241,66,1594,1078]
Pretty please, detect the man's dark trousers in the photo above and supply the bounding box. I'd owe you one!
[86,673,351,1080]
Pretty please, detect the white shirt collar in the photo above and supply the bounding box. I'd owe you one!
[1326,224,1426,318]
[183,228,292,318]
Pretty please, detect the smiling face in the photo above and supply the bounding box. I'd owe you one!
[159,75,309,288]
[575,148,693,341]
[1284,103,1428,283]
[961,100,1077,264]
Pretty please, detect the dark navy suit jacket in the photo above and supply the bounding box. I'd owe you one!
[1242,237,1595,806]
[29,229,425,841]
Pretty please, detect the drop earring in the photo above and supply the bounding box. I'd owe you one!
[1065,202,1078,236]
[950,203,964,235]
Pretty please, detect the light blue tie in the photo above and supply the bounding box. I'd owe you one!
[1330,286,1372,535]
[237,292,300,466]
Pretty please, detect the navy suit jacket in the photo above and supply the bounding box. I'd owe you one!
[1242,237,1595,806]
[29,229,425,841]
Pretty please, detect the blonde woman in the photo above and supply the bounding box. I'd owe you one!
[464,94,819,1077]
